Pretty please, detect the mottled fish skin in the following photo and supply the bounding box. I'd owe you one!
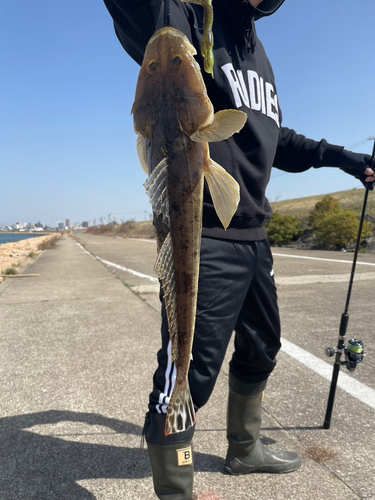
[132,27,246,436]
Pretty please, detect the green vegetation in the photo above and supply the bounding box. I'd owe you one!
[308,195,373,249]
[27,252,38,258]
[266,213,303,246]
[4,266,18,275]
[270,188,375,222]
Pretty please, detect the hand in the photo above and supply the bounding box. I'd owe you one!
[365,166,375,183]
[339,150,374,190]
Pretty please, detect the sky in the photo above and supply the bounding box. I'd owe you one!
[1,0,374,227]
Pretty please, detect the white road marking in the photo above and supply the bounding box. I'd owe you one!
[96,257,159,283]
[131,284,160,294]
[273,252,375,267]
[76,241,158,283]
[76,241,96,258]
[276,272,375,285]
[281,337,375,410]
[126,238,156,243]
[76,241,375,411]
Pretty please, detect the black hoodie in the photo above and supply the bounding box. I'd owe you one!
[103,0,347,241]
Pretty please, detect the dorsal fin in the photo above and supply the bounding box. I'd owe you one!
[155,233,178,361]
[144,158,170,228]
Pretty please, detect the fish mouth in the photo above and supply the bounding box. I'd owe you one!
[148,27,197,57]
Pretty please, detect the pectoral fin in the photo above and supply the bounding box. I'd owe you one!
[204,158,240,230]
[136,134,150,175]
[191,109,247,143]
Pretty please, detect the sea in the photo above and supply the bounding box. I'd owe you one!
[0,233,44,245]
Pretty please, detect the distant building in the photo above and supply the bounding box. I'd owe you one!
[58,222,64,230]
[82,221,89,228]
[65,219,71,228]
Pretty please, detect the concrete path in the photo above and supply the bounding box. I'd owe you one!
[0,234,374,499]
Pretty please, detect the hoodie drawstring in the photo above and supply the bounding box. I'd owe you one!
[241,1,257,53]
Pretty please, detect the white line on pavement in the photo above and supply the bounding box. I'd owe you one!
[96,257,159,283]
[273,252,375,267]
[281,337,375,410]
[76,241,96,258]
[76,241,158,282]
[126,238,156,243]
[276,272,375,285]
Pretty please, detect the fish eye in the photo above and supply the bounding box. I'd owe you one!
[148,61,156,73]
[172,56,183,68]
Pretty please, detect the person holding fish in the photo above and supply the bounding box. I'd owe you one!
[103,0,375,498]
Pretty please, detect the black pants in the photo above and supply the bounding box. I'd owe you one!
[149,237,281,421]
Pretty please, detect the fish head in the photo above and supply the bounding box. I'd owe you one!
[132,27,214,138]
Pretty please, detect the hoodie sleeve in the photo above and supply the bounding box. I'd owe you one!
[272,127,344,173]
[103,0,192,66]
[273,127,373,189]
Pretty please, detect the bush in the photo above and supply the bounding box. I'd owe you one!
[309,195,373,249]
[4,267,18,275]
[266,212,304,246]
[308,195,341,228]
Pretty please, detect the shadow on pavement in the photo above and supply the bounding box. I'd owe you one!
[0,410,222,499]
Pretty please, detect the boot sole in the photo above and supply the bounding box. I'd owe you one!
[224,463,301,475]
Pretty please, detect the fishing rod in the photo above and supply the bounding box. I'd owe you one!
[323,139,375,429]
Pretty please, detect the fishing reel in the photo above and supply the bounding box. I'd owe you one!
[326,339,365,372]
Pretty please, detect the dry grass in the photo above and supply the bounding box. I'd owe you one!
[36,234,60,251]
[86,221,156,240]
[271,188,375,221]
[305,443,337,464]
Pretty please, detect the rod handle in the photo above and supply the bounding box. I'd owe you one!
[323,361,341,429]
[339,313,349,337]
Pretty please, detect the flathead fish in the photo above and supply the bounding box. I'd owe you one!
[132,27,247,435]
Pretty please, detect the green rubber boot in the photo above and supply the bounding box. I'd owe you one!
[225,375,302,474]
[144,412,195,499]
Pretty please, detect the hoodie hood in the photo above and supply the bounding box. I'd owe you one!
[239,0,284,54]
[220,1,284,53]
[250,0,286,20]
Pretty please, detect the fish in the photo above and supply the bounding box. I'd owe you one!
[132,26,247,436]
[182,0,215,77]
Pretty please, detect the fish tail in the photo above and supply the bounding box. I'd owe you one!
[165,381,196,436]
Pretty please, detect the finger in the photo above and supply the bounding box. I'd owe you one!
[365,167,374,176]
[365,176,375,182]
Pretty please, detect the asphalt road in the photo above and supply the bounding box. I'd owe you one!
[0,233,374,500]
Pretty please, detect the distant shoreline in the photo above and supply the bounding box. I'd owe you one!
[0,232,54,235]
[0,233,54,246]
[0,234,61,279]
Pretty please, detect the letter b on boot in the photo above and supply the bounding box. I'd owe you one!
[177,446,193,466]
